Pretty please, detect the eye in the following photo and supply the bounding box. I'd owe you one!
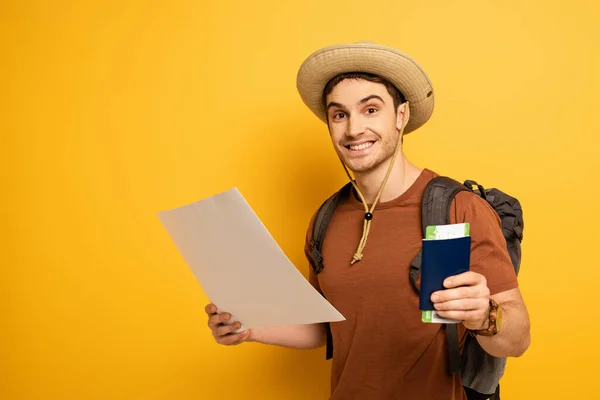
[333,112,346,120]
[366,107,377,114]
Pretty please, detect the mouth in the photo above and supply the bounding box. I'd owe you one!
[345,141,376,152]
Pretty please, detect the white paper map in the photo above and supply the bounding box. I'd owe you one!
[157,187,345,332]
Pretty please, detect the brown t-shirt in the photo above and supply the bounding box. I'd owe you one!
[304,169,518,400]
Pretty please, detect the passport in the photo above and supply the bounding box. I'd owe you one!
[419,223,471,324]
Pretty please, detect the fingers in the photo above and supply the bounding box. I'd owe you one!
[205,303,248,346]
[432,285,490,303]
[214,321,242,337]
[214,321,250,346]
[217,330,250,346]
[429,272,491,329]
[431,273,490,303]
[443,271,486,289]
[435,308,488,322]
[208,310,231,329]
[434,297,489,312]
[205,303,217,315]
[205,303,232,329]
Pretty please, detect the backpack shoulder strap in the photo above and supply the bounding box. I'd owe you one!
[420,176,471,236]
[409,176,472,375]
[307,182,353,275]
[306,183,352,362]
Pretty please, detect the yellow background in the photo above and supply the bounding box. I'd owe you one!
[2,1,598,399]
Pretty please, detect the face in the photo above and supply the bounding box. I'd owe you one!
[325,79,406,175]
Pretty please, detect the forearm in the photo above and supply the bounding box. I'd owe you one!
[475,300,530,358]
[247,323,327,350]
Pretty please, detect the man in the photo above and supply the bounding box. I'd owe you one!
[205,42,531,399]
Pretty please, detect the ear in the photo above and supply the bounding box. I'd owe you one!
[396,102,410,130]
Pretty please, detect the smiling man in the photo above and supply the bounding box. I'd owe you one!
[205,42,531,400]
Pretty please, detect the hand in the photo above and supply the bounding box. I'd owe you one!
[205,303,251,346]
[430,271,491,331]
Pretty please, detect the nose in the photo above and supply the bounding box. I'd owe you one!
[346,114,365,139]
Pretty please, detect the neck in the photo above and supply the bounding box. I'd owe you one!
[353,154,422,204]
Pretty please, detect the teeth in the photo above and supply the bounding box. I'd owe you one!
[349,142,374,150]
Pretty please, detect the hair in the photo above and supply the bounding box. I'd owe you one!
[321,72,407,112]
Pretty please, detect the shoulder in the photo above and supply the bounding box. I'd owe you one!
[451,190,502,228]
[451,189,518,295]
[420,171,501,226]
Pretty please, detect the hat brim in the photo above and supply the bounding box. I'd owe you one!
[296,42,434,134]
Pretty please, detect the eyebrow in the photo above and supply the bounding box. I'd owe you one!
[326,95,386,111]
[359,95,385,105]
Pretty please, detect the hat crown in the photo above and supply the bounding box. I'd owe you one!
[296,42,435,134]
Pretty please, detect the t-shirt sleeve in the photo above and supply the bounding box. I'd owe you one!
[450,191,519,295]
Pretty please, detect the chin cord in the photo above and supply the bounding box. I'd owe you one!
[340,101,409,265]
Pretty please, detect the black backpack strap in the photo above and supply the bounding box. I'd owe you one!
[409,176,472,376]
[408,250,422,294]
[491,384,500,400]
[306,183,352,361]
[325,323,333,360]
[447,324,461,375]
[464,386,499,400]
[308,182,352,275]
[420,176,471,236]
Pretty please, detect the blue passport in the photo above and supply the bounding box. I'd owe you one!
[419,236,472,311]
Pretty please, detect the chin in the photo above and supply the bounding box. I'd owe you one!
[345,160,378,174]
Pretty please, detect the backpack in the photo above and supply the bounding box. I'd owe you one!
[306,176,524,400]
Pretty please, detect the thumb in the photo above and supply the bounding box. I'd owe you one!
[242,328,254,343]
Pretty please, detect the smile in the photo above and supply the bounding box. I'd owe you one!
[346,141,375,151]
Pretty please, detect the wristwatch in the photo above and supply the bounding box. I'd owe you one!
[469,298,502,337]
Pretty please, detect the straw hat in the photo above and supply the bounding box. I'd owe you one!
[296,42,435,134]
